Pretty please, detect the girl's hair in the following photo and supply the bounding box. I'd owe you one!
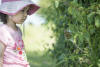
[0,13,8,24]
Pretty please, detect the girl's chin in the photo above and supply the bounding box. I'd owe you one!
[21,20,25,22]
[16,21,24,24]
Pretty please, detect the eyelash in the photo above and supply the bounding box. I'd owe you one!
[21,10,25,12]
[21,9,29,13]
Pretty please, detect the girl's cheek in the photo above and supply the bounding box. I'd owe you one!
[15,16,22,22]
[13,15,23,23]
[14,18,20,23]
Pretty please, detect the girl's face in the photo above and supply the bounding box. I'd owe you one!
[8,6,30,24]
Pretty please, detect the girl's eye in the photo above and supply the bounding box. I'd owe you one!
[21,10,25,12]
[27,10,29,12]
[21,9,29,14]
[21,9,29,13]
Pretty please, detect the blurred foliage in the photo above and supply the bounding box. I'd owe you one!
[39,0,100,67]
[21,25,56,67]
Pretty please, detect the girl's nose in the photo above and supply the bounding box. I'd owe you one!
[23,13,27,18]
[24,13,27,17]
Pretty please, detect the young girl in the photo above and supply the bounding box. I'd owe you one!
[0,0,40,67]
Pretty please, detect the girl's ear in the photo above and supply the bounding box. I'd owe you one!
[7,15,13,23]
[9,16,13,18]
[8,15,13,20]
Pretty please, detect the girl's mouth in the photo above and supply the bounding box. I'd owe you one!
[22,19,25,21]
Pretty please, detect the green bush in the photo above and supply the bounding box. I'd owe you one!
[39,0,100,67]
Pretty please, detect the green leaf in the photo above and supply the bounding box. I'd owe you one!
[95,16,100,28]
[68,7,73,14]
[73,34,78,44]
[88,25,95,35]
[87,12,95,24]
[55,1,59,8]
[73,0,78,3]
[96,10,100,15]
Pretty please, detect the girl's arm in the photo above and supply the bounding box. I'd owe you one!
[0,42,5,67]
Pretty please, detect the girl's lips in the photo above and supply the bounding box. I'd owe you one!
[21,19,25,21]
[21,17,26,21]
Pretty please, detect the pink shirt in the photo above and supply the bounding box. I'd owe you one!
[0,24,30,67]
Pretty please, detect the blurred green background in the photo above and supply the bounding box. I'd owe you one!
[19,0,100,67]
[21,25,56,67]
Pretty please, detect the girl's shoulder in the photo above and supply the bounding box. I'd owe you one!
[0,24,7,32]
[0,24,6,29]
[0,24,22,34]
[0,24,9,45]
[0,24,12,35]
[0,24,22,39]
[0,24,11,37]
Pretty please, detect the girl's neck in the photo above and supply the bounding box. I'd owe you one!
[6,19,18,31]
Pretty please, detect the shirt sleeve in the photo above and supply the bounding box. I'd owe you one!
[0,27,8,46]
